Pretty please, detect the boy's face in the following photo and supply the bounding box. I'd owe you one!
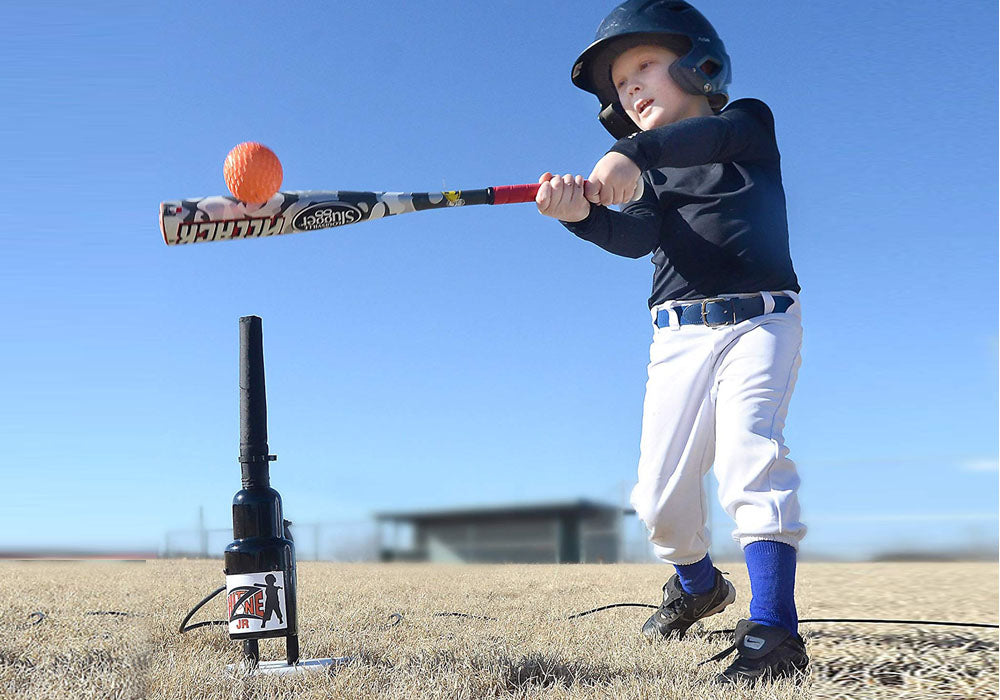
[611,45,703,131]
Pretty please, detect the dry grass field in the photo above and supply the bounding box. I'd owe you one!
[0,560,995,699]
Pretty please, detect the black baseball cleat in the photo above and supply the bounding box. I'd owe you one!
[641,568,736,640]
[703,619,809,685]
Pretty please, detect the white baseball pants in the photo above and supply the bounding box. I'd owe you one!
[629,291,806,565]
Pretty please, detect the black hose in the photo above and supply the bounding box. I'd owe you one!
[179,587,1000,636]
[800,617,998,629]
[85,611,134,617]
[178,585,227,634]
[433,612,498,621]
[561,604,1000,630]
[566,602,658,619]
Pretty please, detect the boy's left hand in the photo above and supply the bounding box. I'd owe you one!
[585,152,641,206]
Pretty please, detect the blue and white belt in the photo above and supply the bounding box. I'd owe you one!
[655,295,794,329]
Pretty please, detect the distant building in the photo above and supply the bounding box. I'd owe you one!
[375,500,628,563]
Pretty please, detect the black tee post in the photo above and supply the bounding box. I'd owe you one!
[223,316,299,667]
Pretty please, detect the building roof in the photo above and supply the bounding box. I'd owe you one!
[375,499,631,523]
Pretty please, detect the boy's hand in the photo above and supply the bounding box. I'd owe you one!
[585,152,641,206]
[535,172,591,222]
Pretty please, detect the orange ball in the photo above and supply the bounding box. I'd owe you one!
[223,142,283,204]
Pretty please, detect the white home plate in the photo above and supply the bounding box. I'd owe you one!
[226,657,352,677]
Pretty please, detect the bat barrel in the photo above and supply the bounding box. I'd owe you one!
[159,184,546,246]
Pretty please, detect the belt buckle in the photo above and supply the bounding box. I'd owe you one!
[700,297,736,328]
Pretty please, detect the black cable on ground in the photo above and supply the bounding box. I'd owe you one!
[798,618,997,630]
[23,610,135,630]
[566,602,658,619]
[561,604,1000,631]
[177,587,1000,636]
[85,611,135,617]
[433,612,498,621]
[703,618,1000,638]
[431,604,1000,632]
[17,612,47,630]
[178,585,227,633]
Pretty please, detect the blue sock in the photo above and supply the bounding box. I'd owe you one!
[744,540,798,635]
[674,554,715,594]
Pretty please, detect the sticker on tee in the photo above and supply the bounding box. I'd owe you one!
[226,571,287,633]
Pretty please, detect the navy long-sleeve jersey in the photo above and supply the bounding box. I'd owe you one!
[562,98,800,308]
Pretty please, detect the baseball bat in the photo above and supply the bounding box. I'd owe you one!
[159,184,543,246]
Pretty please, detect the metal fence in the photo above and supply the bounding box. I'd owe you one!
[162,519,379,561]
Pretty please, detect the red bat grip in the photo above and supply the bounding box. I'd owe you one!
[491,183,541,205]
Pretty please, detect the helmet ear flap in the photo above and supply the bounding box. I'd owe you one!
[599,102,640,139]
[668,51,730,111]
[668,59,710,97]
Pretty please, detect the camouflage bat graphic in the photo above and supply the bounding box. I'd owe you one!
[159,184,544,246]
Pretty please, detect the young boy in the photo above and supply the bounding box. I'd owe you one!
[536,0,808,685]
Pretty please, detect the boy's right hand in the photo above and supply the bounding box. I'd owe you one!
[535,172,591,222]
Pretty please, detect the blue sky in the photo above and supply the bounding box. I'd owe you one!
[2,1,996,559]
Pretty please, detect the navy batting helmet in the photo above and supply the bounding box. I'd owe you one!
[572,0,732,138]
